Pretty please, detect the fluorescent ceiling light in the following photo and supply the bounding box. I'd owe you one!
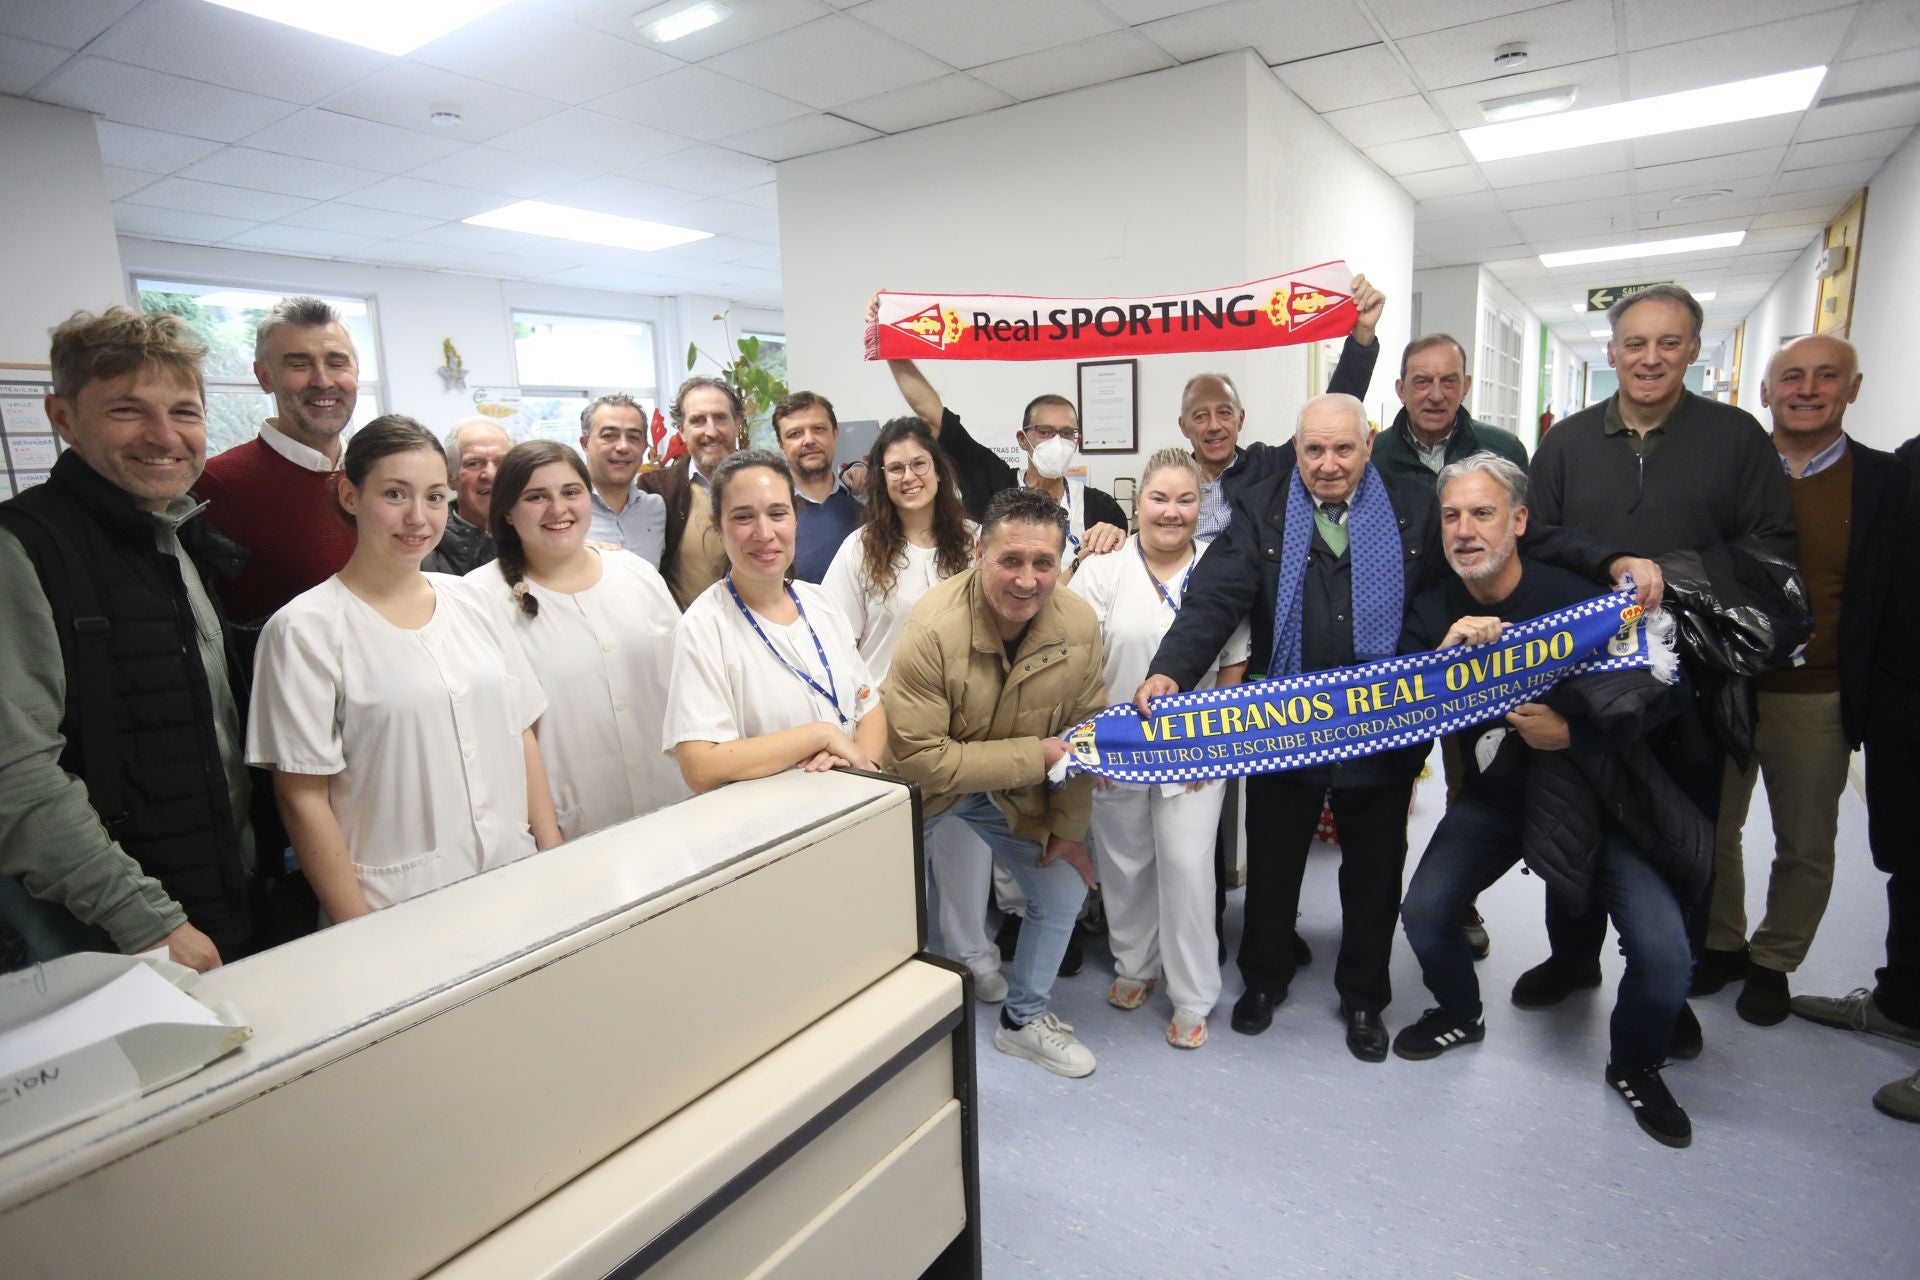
[465,200,713,252]
[1590,329,1611,339]
[636,2,730,43]
[1479,86,1577,123]
[1695,291,1717,302]
[202,0,516,56]
[1540,230,1745,268]
[1461,66,1826,162]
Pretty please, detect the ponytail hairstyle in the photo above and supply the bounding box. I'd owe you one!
[488,439,590,618]
[859,416,972,596]
[335,415,446,524]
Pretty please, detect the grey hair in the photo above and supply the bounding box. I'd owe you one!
[443,415,508,463]
[1399,333,1470,378]
[1180,372,1242,415]
[1140,446,1203,493]
[1435,451,1529,510]
[580,392,646,433]
[981,486,1069,553]
[708,447,793,527]
[1295,392,1368,441]
[253,294,345,361]
[1607,284,1702,339]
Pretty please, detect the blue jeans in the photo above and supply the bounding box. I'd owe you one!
[1401,791,1694,1070]
[929,794,1087,1025]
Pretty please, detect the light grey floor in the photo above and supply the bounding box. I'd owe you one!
[949,768,1918,1280]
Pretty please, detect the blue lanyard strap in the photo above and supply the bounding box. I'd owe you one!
[724,575,847,728]
[1136,539,1193,613]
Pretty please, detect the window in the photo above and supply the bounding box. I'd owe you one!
[512,311,658,444]
[1475,304,1524,431]
[134,278,384,456]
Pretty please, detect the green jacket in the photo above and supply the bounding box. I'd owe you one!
[1371,407,1529,486]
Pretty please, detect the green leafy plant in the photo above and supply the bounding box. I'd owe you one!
[687,312,789,449]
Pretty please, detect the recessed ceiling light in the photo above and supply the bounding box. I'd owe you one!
[1590,329,1611,339]
[1480,86,1578,123]
[465,200,713,252]
[1540,230,1745,268]
[635,1,730,43]
[1695,291,1717,302]
[1669,188,1733,205]
[201,0,516,56]
[1461,66,1826,162]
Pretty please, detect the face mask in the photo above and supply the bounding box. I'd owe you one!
[1029,434,1077,479]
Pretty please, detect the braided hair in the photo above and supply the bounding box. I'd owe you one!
[487,439,590,618]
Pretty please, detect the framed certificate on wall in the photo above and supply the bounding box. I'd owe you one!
[1076,358,1136,453]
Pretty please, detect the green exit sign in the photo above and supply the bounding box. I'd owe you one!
[1586,281,1672,311]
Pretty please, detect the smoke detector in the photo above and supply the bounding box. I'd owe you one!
[1493,43,1529,70]
[428,107,464,128]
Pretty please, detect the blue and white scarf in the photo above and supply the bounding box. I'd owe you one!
[1269,464,1403,677]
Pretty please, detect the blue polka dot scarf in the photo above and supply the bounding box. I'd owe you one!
[1269,464,1404,677]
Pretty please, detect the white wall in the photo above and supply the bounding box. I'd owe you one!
[1847,125,1920,453]
[1408,266,1480,368]
[778,52,1414,493]
[1735,237,1821,413]
[1,98,125,365]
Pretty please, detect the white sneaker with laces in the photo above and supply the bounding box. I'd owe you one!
[972,968,1009,1004]
[994,1011,1097,1078]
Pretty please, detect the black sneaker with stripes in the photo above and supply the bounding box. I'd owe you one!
[1606,1064,1692,1148]
[1391,1007,1486,1060]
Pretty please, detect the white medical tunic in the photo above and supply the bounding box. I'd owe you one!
[664,578,880,753]
[1069,534,1252,704]
[818,526,975,686]
[247,574,547,910]
[463,550,688,842]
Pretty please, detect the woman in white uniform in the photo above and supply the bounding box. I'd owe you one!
[248,416,561,922]
[665,449,886,792]
[1071,447,1250,1048]
[821,418,1002,998]
[464,440,687,841]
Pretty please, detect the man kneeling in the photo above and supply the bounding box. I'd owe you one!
[1395,454,1701,1149]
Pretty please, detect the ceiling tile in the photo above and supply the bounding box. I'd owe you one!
[1748,207,1844,230]
[1621,0,1856,51]
[333,239,470,270]
[855,0,1119,69]
[591,66,812,139]
[1634,148,1787,190]
[222,224,383,258]
[1476,139,1631,185]
[1324,95,1446,148]
[0,0,140,51]
[1364,0,1567,41]
[122,175,313,221]
[275,202,444,239]
[1786,126,1913,169]
[1627,117,1799,166]
[555,0,829,60]
[1396,166,1491,199]
[1639,198,1764,231]
[732,182,779,209]
[95,121,225,174]
[402,223,544,252]
[1416,189,1510,221]
[409,7,680,106]
[1759,184,1860,212]
[1798,86,1920,140]
[100,165,158,200]
[1273,44,1419,114]
[1495,168,1632,211]
[701,16,952,110]
[1425,55,1620,130]
[833,73,1017,133]
[1849,0,1920,52]
[0,34,69,95]
[112,202,258,244]
[322,62,562,144]
[1101,1,1226,24]
[406,147,601,199]
[1140,0,1377,64]
[541,174,705,219]
[624,147,777,195]
[239,110,471,173]
[442,252,557,280]
[720,112,880,160]
[84,0,387,103]
[1396,0,1615,93]
[1628,14,1849,97]
[1824,46,1920,98]
[659,234,769,263]
[1362,132,1471,176]
[178,147,386,200]
[1771,158,1883,192]
[664,197,775,236]
[36,56,299,141]
[339,177,506,220]
[971,31,1175,101]
[488,109,690,170]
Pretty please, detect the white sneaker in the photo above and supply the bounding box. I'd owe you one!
[994,1011,1097,1078]
[972,968,1009,1004]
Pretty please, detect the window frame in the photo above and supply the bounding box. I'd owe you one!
[510,308,661,428]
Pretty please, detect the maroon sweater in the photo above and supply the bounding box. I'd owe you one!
[194,436,357,623]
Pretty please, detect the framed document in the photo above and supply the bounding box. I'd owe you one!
[1076,359,1136,453]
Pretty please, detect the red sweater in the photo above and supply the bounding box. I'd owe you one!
[194,437,357,623]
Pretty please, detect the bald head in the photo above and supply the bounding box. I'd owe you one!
[446,416,513,525]
[1762,334,1861,445]
[1294,393,1371,503]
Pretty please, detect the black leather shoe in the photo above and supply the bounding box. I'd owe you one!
[1669,1000,1704,1060]
[1292,932,1313,968]
[1232,988,1282,1035]
[1690,944,1750,997]
[1735,965,1791,1026]
[1511,958,1604,1008]
[1343,1004,1389,1063]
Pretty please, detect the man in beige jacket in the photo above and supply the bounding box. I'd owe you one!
[886,487,1108,1077]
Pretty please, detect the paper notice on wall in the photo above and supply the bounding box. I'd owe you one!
[6,435,58,470]
[470,386,528,437]
[1,395,52,433]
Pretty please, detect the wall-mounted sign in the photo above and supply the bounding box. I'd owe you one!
[1585,281,1672,311]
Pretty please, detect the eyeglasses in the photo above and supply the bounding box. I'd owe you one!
[1025,426,1078,442]
[883,457,934,480]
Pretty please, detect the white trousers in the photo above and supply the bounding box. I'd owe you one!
[928,816,999,977]
[1088,780,1225,1014]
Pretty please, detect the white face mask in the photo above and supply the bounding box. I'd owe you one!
[1029,434,1077,480]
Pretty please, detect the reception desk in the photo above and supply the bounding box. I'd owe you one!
[0,771,979,1279]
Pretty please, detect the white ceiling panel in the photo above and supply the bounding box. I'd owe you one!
[401,223,544,252]
[111,202,258,244]
[94,121,225,174]
[1098,1,1229,23]
[1771,158,1884,192]
[1476,140,1632,186]
[1759,184,1861,211]
[1621,0,1857,51]
[624,147,776,196]
[1494,168,1633,211]
[662,197,775,236]
[240,110,471,173]
[1626,117,1799,168]
[1273,44,1419,114]
[856,0,1119,69]
[1323,95,1447,149]
[1749,207,1844,230]
[721,112,881,160]
[1823,46,1920,98]
[552,0,830,60]
[1396,0,1616,92]
[1786,126,1914,169]
[404,147,600,200]
[0,35,69,96]
[275,202,444,240]
[1797,87,1920,140]
[1364,0,1568,40]
[972,31,1176,102]
[1396,166,1492,200]
[223,224,384,258]
[1628,14,1848,97]
[540,174,704,220]
[1507,203,1635,235]
[1849,0,1920,51]
[734,220,782,246]
[1140,0,1377,64]
[341,239,471,270]
[701,16,952,110]
[0,0,140,51]
[85,0,387,104]
[487,109,689,170]
[408,7,680,106]
[652,234,770,263]
[37,57,299,142]
[1425,55,1620,131]
[339,177,511,220]
[1414,189,1511,221]
[738,249,784,272]
[321,62,562,144]
[834,73,1017,133]
[100,165,158,200]
[1640,199,1767,231]
[1363,133,1472,176]
[446,252,562,279]
[1633,149,1788,191]
[592,67,812,139]
[732,182,779,210]
[178,147,386,200]
[121,175,312,222]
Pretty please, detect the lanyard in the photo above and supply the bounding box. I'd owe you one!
[724,575,847,727]
[1136,539,1194,613]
